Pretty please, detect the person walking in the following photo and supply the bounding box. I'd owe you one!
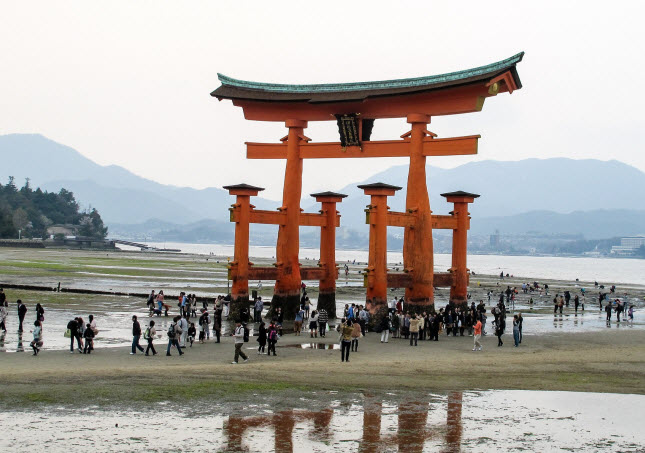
[605,301,612,323]
[380,314,391,343]
[294,308,304,336]
[0,300,7,333]
[512,315,520,347]
[495,315,505,347]
[472,317,482,351]
[213,308,222,343]
[35,303,45,325]
[17,299,27,332]
[317,308,328,338]
[130,315,144,355]
[350,318,361,352]
[166,316,183,356]
[232,320,249,364]
[309,310,319,338]
[144,320,157,356]
[517,313,524,343]
[340,319,353,363]
[267,321,278,356]
[30,320,42,355]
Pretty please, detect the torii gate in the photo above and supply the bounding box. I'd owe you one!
[212,52,524,319]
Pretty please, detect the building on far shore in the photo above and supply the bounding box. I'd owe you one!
[610,236,645,256]
[46,224,78,238]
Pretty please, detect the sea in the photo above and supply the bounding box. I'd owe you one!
[141,242,644,285]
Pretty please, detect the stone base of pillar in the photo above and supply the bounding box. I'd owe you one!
[367,304,390,331]
[404,299,435,316]
[317,291,336,319]
[270,292,301,321]
[449,294,469,310]
[228,295,249,326]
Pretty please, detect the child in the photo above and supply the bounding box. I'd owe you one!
[83,323,95,354]
[257,321,267,354]
[267,321,278,356]
[628,305,634,322]
[198,321,205,344]
[30,320,42,356]
[187,322,196,347]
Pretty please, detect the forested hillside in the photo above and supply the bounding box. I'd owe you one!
[0,177,108,239]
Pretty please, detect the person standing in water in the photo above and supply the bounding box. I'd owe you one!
[0,300,7,333]
[17,300,27,332]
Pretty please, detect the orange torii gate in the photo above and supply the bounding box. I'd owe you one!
[212,52,524,319]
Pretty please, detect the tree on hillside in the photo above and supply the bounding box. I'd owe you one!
[0,177,108,239]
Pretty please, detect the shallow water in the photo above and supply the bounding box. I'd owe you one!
[0,390,643,452]
[0,294,642,352]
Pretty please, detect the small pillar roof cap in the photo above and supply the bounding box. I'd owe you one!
[441,190,480,198]
[357,182,403,191]
[310,191,348,198]
[223,183,265,192]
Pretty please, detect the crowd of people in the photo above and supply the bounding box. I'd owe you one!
[0,276,638,361]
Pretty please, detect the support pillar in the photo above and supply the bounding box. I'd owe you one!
[271,119,308,319]
[312,191,347,319]
[441,191,479,307]
[404,114,435,312]
[359,183,401,318]
[224,183,264,322]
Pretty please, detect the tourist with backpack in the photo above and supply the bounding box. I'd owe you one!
[267,321,278,356]
[166,316,183,356]
[144,320,157,355]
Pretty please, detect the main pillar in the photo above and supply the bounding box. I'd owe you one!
[359,183,401,316]
[312,191,347,318]
[404,114,435,312]
[224,183,264,322]
[271,119,308,319]
[441,191,479,306]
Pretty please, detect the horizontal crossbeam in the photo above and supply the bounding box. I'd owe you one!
[246,136,479,160]
[231,209,340,227]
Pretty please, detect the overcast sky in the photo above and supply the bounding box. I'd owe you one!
[2,1,644,200]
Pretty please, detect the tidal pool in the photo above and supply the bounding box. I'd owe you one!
[0,390,642,452]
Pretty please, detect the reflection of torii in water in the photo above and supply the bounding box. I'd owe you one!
[360,392,463,453]
[223,408,333,453]
[222,393,462,452]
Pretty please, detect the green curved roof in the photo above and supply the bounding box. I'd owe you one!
[214,52,523,97]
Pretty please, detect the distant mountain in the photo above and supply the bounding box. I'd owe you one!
[1,134,278,224]
[471,209,645,239]
[319,158,645,230]
[2,133,644,241]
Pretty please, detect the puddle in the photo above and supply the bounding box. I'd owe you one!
[282,343,341,350]
[0,390,643,451]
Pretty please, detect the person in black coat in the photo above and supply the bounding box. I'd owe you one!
[83,323,95,354]
[17,300,27,332]
[257,321,267,354]
[67,317,81,353]
[131,315,144,354]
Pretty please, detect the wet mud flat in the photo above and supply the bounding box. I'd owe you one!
[0,390,643,452]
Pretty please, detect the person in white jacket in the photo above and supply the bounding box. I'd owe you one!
[179,314,189,348]
[0,300,8,332]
